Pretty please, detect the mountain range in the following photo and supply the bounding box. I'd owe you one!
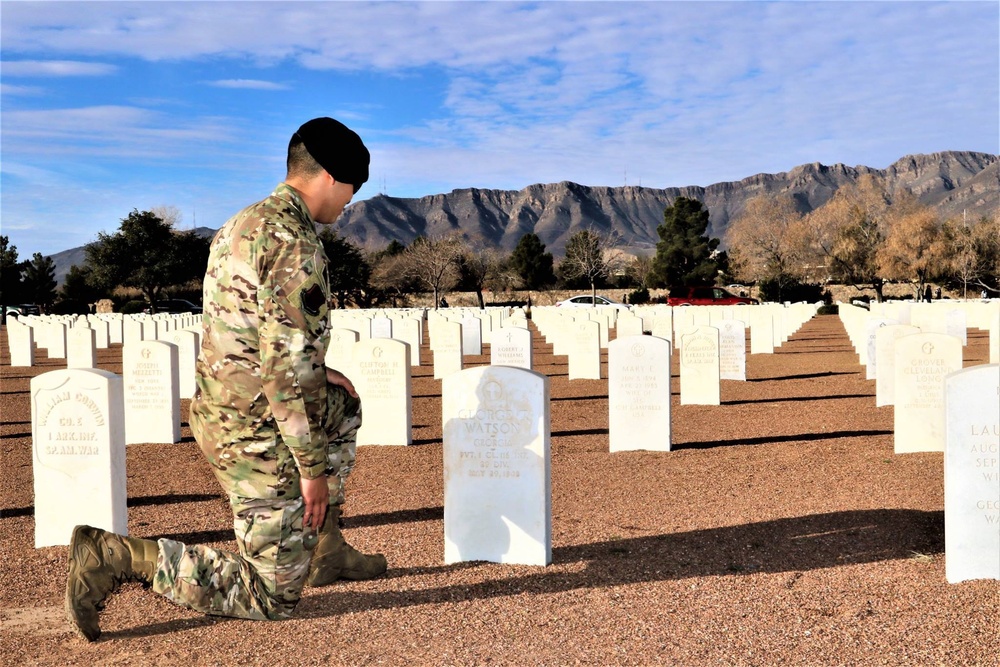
[48,150,998,284]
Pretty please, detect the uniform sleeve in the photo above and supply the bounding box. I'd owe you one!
[257,234,330,479]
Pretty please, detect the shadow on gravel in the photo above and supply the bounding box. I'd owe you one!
[298,508,943,618]
[674,429,892,450]
[748,371,856,382]
[724,393,873,405]
[128,493,220,508]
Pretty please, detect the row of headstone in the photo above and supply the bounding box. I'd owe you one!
[27,312,994,584]
[5,312,200,369]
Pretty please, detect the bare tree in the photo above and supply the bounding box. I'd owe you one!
[876,206,947,299]
[559,229,628,303]
[800,174,903,302]
[367,251,412,308]
[943,214,1000,297]
[460,246,517,309]
[398,235,465,309]
[625,253,657,289]
[725,195,808,298]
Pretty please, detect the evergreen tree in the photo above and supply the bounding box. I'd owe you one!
[509,233,556,289]
[317,228,371,308]
[86,209,210,312]
[0,236,26,321]
[22,252,57,311]
[651,197,720,287]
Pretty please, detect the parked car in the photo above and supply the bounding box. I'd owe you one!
[144,299,203,314]
[555,294,629,310]
[666,286,758,306]
[3,304,40,317]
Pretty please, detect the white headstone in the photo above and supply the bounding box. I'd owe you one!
[443,365,551,566]
[352,338,412,446]
[614,312,645,339]
[568,319,602,380]
[609,335,672,452]
[874,324,921,407]
[680,326,721,405]
[433,320,464,379]
[865,317,899,380]
[461,316,483,356]
[370,315,393,340]
[31,369,127,547]
[123,340,181,444]
[6,318,35,367]
[325,328,359,371]
[45,321,68,359]
[67,326,97,369]
[490,326,533,370]
[749,310,774,354]
[394,317,423,367]
[718,319,747,381]
[944,364,1000,583]
[893,333,963,453]
[167,329,200,400]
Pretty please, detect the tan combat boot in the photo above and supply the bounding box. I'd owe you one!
[65,524,158,642]
[306,506,387,587]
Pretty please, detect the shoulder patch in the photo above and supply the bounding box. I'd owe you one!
[302,284,325,316]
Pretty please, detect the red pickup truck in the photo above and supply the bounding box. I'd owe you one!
[666,286,758,306]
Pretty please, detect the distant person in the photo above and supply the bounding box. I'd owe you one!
[439,296,449,308]
[65,117,386,642]
[924,285,932,303]
[935,287,942,300]
[983,289,989,299]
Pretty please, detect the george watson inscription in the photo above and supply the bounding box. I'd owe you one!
[442,366,551,566]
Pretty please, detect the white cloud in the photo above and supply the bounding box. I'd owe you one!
[0,83,45,96]
[207,79,289,90]
[1,59,116,77]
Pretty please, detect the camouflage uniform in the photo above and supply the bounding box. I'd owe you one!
[149,183,361,620]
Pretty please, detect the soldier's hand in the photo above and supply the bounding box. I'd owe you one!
[300,475,329,531]
[326,367,358,398]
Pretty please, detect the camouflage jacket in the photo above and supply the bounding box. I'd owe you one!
[190,183,333,489]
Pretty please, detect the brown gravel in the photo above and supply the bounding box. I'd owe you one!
[1,314,997,667]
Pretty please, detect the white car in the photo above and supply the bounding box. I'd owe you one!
[555,294,630,310]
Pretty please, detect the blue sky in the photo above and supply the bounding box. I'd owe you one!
[2,1,998,258]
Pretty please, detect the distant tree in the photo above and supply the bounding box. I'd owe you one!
[726,195,808,301]
[876,206,947,299]
[509,233,556,290]
[397,235,465,309]
[625,254,657,289]
[367,251,414,308]
[651,197,720,287]
[317,228,371,308]
[60,264,104,305]
[86,209,210,312]
[457,247,517,309]
[558,229,628,302]
[383,239,407,257]
[0,236,26,322]
[801,174,897,302]
[943,214,1000,297]
[22,252,57,312]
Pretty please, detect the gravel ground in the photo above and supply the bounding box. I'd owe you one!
[0,313,997,667]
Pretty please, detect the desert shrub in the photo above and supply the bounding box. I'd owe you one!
[121,300,147,314]
[627,286,650,305]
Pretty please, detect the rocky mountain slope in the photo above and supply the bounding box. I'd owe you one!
[47,151,997,283]
[333,150,997,257]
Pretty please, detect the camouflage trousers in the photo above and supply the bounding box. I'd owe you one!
[151,386,361,620]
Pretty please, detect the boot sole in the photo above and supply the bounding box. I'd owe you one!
[65,525,101,642]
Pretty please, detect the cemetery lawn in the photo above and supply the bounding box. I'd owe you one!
[1,315,997,666]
